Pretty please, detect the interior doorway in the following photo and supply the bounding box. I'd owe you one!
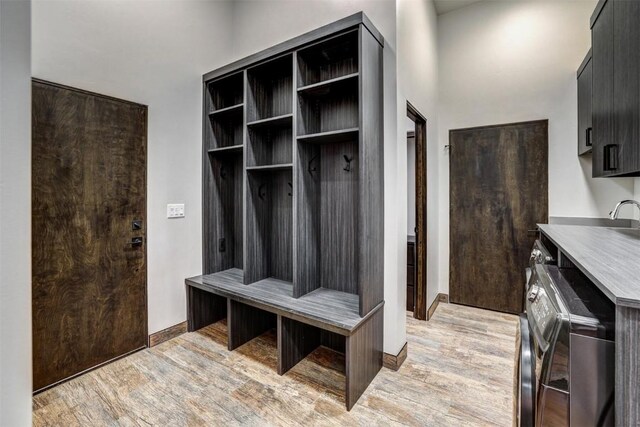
[406,102,428,320]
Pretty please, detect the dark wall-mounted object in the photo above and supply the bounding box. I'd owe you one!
[189,12,384,411]
[590,0,640,177]
[577,48,593,156]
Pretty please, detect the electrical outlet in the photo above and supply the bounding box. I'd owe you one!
[167,203,185,218]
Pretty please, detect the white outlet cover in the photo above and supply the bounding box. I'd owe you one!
[167,203,185,218]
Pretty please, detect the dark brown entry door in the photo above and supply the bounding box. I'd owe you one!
[32,80,147,391]
[449,120,548,314]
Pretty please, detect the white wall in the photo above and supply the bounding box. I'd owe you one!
[437,0,636,295]
[32,0,235,334]
[397,0,440,310]
[0,0,32,425]
[228,0,407,354]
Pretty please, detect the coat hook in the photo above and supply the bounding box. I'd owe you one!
[343,155,354,172]
[220,166,227,180]
[258,183,266,200]
[287,182,292,197]
[308,154,318,176]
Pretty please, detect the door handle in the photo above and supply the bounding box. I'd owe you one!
[604,144,618,171]
[127,237,143,247]
[586,127,592,147]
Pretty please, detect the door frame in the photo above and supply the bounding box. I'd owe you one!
[407,101,428,320]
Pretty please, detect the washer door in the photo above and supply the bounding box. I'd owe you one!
[518,314,536,427]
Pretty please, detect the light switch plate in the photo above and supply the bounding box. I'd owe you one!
[167,203,185,218]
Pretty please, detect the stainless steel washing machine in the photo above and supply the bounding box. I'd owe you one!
[517,264,615,426]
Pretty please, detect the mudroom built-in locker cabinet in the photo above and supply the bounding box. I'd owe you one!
[186,13,384,411]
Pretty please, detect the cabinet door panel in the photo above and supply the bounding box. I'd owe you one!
[591,0,614,177]
[613,0,640,175]
[577,55,592,156]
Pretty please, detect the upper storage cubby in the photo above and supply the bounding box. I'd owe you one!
[296,31,358,88]
[247,55,293,123]
[296,79,358,139]
[296,32,359,140]
[206,72,243,112]
[206,72,244,150]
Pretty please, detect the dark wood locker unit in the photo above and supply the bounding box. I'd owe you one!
[187,12,384,411]
[577,49,593,156]
[591,0,640,177]
[407,237,416,311]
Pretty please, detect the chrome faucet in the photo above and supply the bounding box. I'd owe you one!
[609,200,640,225]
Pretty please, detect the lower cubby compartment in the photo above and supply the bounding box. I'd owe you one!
[294,139,359,297]
[186,286,227,332]
[228,299,277,351]
[245,168,293,285]
[277,316,345,375]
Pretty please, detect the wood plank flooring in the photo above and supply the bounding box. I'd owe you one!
[33,303,518,426]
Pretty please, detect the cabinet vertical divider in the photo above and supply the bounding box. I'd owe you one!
[242,69,249,283]
[292,51,299,299]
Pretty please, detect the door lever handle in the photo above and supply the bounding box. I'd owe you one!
[127,237,143,247]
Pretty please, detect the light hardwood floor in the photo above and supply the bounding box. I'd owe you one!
[33,303,518,426]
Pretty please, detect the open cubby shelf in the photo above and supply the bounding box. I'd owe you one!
[206,72,244,112]
[246,113,293,128]
[297,74,358,137]
[297,72,359,95]
[246,164,293,171]
[208,103,243,117]
[247,55,293,123]
[208,144,243,155]
[297,128,359,144]
[297,30,359,88]
[194,14,384,411]
[247,122,292,167]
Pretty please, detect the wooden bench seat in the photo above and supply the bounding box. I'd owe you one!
[185,268,384,410]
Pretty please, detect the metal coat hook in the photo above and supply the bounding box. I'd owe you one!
[308,154,318,176]
[343,155,354,172]
[258,183,266,200]
[287,182,292,197]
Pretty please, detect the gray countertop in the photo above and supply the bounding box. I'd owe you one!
[538,224,640,308]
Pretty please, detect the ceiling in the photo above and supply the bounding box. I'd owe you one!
[433,0,484,15]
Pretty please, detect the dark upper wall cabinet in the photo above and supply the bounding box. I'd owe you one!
[591,0,640,177]
[577,49,593,156]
